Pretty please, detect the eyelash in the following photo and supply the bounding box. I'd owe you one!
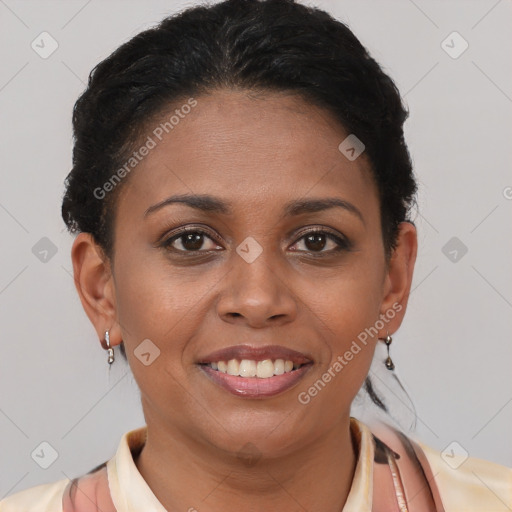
[159,225,351,256]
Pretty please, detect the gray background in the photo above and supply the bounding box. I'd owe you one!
[1,0,511,497]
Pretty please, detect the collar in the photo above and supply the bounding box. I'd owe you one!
[106,417,375,511]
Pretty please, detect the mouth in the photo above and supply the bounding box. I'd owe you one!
[201,358,307,377]
[197,345,313,398]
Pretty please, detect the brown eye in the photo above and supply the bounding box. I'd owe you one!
[162,228,222,253]
[160,226,350,256]
[291,229,350,254]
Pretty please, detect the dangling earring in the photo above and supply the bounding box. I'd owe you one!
[105,330,115,365]
[384,332,395,370]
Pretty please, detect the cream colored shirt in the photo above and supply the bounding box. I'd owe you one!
[1,418,510,511]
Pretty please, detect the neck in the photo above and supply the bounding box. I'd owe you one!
[134,415,358,512]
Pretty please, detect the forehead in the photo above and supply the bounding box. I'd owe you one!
[115,89,378,221]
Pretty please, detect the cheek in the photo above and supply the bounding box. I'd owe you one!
[319,297,380,380]
[113,253,222,360]
[309,245,384,371]
[319,256,384,332]
[303,275,381,410]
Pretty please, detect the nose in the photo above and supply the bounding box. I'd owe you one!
[216,248,298,329]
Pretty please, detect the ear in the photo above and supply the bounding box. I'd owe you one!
[377,221,418,336]
[71,232,123,349]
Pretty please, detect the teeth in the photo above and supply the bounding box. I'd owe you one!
[239,359,257,377]
[207,358,301,378]
[274,359,285,375]
[227,359,239,376]
[256,359,274,378]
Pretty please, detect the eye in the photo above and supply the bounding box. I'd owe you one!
[159,225,350,255]
[161,227,223,253]
[290,228,350,254]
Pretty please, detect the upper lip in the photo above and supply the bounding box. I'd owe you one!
[197,344,313,365]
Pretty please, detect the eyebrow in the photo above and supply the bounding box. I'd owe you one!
[144,193,364,224]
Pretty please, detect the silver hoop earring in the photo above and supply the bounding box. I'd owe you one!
[105,330,115,365]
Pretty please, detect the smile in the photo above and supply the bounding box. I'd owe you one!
[206,358,302,378]
[198,345,313,398]
[199,363,313,398]
[197,345,313,398]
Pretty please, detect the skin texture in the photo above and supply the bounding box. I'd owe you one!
[71,89,417,511]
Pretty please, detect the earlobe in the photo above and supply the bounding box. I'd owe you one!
[71,233,120,346]
[378,222,418,335]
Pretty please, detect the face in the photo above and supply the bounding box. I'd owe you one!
[73,89,416,459]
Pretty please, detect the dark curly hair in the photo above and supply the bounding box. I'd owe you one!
[61,0,417,415]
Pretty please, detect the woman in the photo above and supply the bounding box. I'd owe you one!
[1,0,510,510]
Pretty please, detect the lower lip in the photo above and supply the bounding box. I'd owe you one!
[199,364,313,398]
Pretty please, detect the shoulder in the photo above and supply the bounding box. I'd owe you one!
[0,477,69,512]
[417,439,512,512]
[363,419,512,512]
